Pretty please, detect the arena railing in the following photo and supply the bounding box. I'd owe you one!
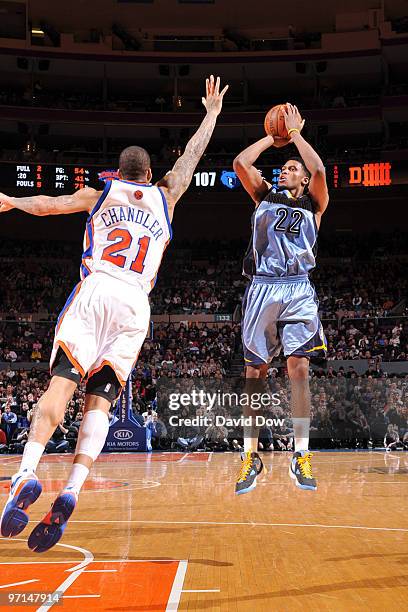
[0,104,388,126]
[1,360,407,376]
[1,314,406,325]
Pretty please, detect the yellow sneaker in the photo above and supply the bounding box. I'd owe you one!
[289,451,317,490]
[235,451,264,495]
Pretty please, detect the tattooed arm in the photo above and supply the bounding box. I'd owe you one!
[157,75,228,220]
[0,187,101,216]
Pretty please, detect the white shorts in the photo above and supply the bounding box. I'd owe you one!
[50,271,150,386]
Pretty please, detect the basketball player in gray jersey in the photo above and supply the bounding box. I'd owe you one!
[233,103,329,494]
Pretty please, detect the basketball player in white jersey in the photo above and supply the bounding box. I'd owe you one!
[0,75,228,553]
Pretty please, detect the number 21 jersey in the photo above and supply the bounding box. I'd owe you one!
[81,178,172,294]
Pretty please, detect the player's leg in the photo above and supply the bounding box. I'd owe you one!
[237,280,281,494]
[241,279,279,455]
[235,363,268,495]
[243,364,269,452]
[279,279,327,491]
[287,355,311,451]
[1,368,78,537]
[28,366,119,553]
[287,355,317,490]
[27,276,150,551]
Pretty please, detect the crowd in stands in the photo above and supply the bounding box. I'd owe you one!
[150,255,245,315]
[0,233,407,453]
[2,359,407,455]
[2,317,406,368]
[0,236,407,364]
[0,366,85,453]
[151,370,408,452]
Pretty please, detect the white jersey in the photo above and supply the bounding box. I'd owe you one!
[81,178,172,294]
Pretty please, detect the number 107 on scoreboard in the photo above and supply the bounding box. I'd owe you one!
[193,171,216,187]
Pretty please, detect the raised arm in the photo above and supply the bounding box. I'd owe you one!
[157,75,228,217]
[283,103,329,217]
[233,136,275,205]
[0,187,101,216]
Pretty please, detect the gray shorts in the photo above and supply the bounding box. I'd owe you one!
[242,275,327,365]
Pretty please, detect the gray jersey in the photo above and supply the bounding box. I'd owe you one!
[243,188,317,279]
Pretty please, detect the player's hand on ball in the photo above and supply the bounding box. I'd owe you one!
[202,75,229,116]
[0,193,14,213]
[282,103,305,138]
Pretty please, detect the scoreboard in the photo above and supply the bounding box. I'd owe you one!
[2,160,407,195]
[15,164,91,191]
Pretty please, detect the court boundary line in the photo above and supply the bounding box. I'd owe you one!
[258,480,408,485]
[63,594,100,599]
[0,537,94,612]
[37,547,94,611]
[0,552,191,610]
[0,478,161,495]
[0,579,39,589]
[0,541,189,611]
[62,519,408,533]
[0,558,187,566]
[166,560,188,612]
[182,589,220,593]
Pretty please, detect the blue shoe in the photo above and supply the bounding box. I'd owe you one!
[28,489,78,553]
[1,471,42,537]
[289,451,317,491]
[235,451,264,495]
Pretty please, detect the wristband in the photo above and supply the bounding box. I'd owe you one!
[288,128,300,136]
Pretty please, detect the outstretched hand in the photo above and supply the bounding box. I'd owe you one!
[0,193,14,213]
[282,103,305,138]
[202,75,229,116]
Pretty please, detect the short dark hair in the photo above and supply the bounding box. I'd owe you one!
[119,146,151,180]
[285,156,311,179]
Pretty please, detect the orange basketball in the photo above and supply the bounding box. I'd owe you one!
[264,104,290,147]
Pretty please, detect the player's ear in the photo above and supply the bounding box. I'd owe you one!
[301,175,309,187]
[117,168,122,179]
[147,168,153,182]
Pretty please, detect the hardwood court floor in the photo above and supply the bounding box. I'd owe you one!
[0,451,407,611]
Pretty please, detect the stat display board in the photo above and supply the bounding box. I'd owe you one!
[13,164,91,191]
[1,161,406,194]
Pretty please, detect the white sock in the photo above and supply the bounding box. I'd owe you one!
[244,437,258,453]
[65,463,89,494]
[19,441,45,474]
[75,409,109,461]
[292,418,310,452]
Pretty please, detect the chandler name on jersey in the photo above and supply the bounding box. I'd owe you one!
[81,178,172,293]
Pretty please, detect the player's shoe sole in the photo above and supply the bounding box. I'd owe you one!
[1,474,42,537]
[289,461,317,491]
[236,479,257,495]
[28,491,77,553]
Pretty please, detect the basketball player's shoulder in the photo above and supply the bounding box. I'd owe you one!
[73,186,102,201]
[284,192,315,212]
[299,193,316,213]
[74,186,103,211]
[261,186,278,203]
[81,186,102,197]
